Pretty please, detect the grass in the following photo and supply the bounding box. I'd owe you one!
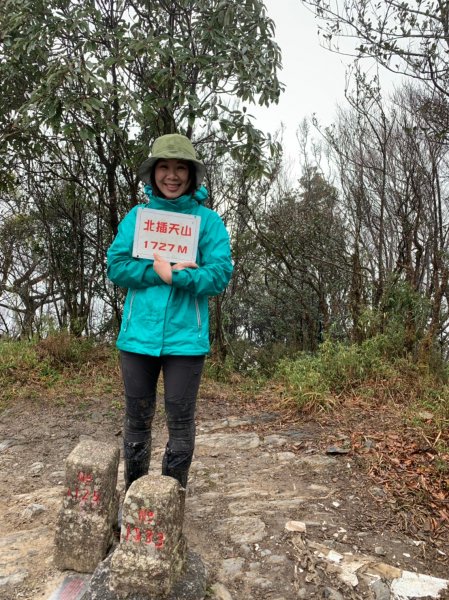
[1,333,447,514]
[2,333,448,450]
[0,334,122,409]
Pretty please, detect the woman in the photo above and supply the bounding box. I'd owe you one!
[107,133,233,491]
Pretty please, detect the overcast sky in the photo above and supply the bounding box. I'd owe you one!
[249,1,350,164]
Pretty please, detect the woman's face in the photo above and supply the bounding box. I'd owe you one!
[154,159,191,199]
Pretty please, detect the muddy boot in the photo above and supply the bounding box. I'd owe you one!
[161,445,190,489]
[124,440,151,492]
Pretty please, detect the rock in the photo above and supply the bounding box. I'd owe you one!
[417,411,433,420]
[285,520,307,533]
[371,579,391,600]
[274,451,296,461]
[217,516,266,544]
[225,487,270,500]
[263,435,288,447]
[370,486,387,498]
[197,417,253,433]
[194,432,260,455]
[0,526,52,588]
[323,587,344,600]
[22,503,46,519]
[296,455,336,469]
[197,419,229,433]
[267,555,287,564]
[0,571,28,588]
[90,411,103,423]
[326,446,350,455]
[375,546,387,556]
[259,412,282,422]
[168,550,207,600]
[367,562,402,580]
[54,440,120,573]
[228,496,307,516]
[251,577,272,589]
[390,570,448,599]
[84,549,207,599]
[210,582,233,600]
[49,470,66,482]
[227,417,254,428]
[308,484,331,493]
[283,429,309,440]
[0,440,15,452]
[29,461,45,476]
[110,475,187,597]
[326,549,343,563]
[219,557,245,579]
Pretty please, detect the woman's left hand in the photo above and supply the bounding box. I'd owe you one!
[172,261,198,271]
[153,253,199,285]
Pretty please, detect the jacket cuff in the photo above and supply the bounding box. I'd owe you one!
[142,265,163,286]
[171,269,189,288]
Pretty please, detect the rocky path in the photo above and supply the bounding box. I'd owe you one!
[0,396,448,599]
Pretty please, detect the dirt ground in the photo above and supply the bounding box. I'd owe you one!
[0,380,448,599]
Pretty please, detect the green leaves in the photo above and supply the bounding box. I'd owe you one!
[1,0,283,173]
[0,0,284,338]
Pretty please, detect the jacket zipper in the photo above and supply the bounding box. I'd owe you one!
[161,287,173,353]
[124,291,136,332]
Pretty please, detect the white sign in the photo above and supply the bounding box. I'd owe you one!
[132,208,201,263]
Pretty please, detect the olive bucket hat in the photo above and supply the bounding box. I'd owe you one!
[138,133,206,189]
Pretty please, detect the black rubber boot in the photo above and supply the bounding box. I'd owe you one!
[162,445,190,488]
[124,440,151,491]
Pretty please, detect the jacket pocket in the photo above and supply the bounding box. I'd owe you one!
[194,297,205,339]
[194,298,202,330]
[123,291,136,332]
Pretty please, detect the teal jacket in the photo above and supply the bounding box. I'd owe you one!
[107,190,233,356]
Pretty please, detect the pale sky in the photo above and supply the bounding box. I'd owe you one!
[251,1,397,171]
[250,1,350,165]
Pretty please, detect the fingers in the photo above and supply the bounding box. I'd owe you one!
[154,252,198,271]
[172,261,199,271]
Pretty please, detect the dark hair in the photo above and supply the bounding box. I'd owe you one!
[150,159,197,198]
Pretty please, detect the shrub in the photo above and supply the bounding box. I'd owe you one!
[36,332,95,367]
[276,353,330,410]
[274,335,408,411]
[0,335,120,406]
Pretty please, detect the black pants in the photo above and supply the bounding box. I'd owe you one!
[120,351,205,489]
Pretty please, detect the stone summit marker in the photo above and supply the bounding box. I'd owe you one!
[109,475,187,598]
[54,439,120,573]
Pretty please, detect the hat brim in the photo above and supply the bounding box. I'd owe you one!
[138,157,206,188]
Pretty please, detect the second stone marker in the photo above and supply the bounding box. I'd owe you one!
[54,439,120,573]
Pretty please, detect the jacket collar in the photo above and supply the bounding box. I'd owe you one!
[147,193,197,212]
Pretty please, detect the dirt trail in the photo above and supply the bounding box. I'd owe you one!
[0,391,448,599]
